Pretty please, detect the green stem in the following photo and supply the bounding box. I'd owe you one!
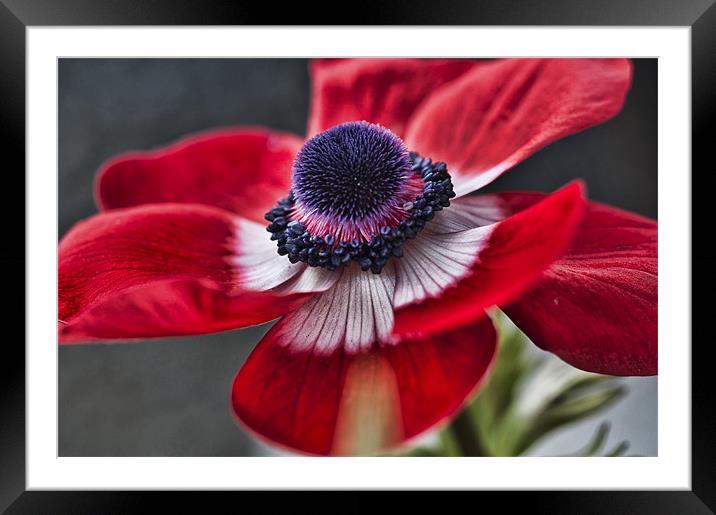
[446,408,489,457]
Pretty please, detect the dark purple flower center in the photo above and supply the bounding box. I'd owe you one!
[265,121,455,273]
[291,121,421,242]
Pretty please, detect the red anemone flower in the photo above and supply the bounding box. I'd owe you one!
[58,58,657,456]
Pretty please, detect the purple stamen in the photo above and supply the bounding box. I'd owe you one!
[291,121,421,242]
[265,122,456,273]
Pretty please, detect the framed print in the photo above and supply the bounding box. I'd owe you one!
[3,0,713,512]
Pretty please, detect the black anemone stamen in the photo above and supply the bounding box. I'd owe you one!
[265,150,455,274]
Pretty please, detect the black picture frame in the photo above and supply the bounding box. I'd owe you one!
[3,1,713,512]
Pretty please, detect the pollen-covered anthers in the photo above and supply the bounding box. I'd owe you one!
[265,152,455,274]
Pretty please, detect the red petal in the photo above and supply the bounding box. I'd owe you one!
[500,195,657,375]
[307,59,477,137]
[404,59,632,195]
[393,182,586,338]
[96,129,302,222]
[59,279,309,343]
[231,316,496,456]
[58,204,314,342]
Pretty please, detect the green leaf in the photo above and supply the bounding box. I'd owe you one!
[466,310,533,455]
[514,380,626,455]
[401,446,443,457]
[581,422,611,456]
[606,441,630,457]
[437,427,462,457]
[429,309,634,457]
[481,311,530,419]
[558,422,632,457]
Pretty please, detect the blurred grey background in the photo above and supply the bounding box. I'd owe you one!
[58,59,657,456]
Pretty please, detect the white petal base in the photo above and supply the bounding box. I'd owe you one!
[273,264,397,354]
[393,201,497,308]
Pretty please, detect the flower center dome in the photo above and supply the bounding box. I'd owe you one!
[291,121,421,242]
[264,121,456,274]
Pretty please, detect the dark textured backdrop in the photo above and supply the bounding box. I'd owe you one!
[58,58,657,456]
